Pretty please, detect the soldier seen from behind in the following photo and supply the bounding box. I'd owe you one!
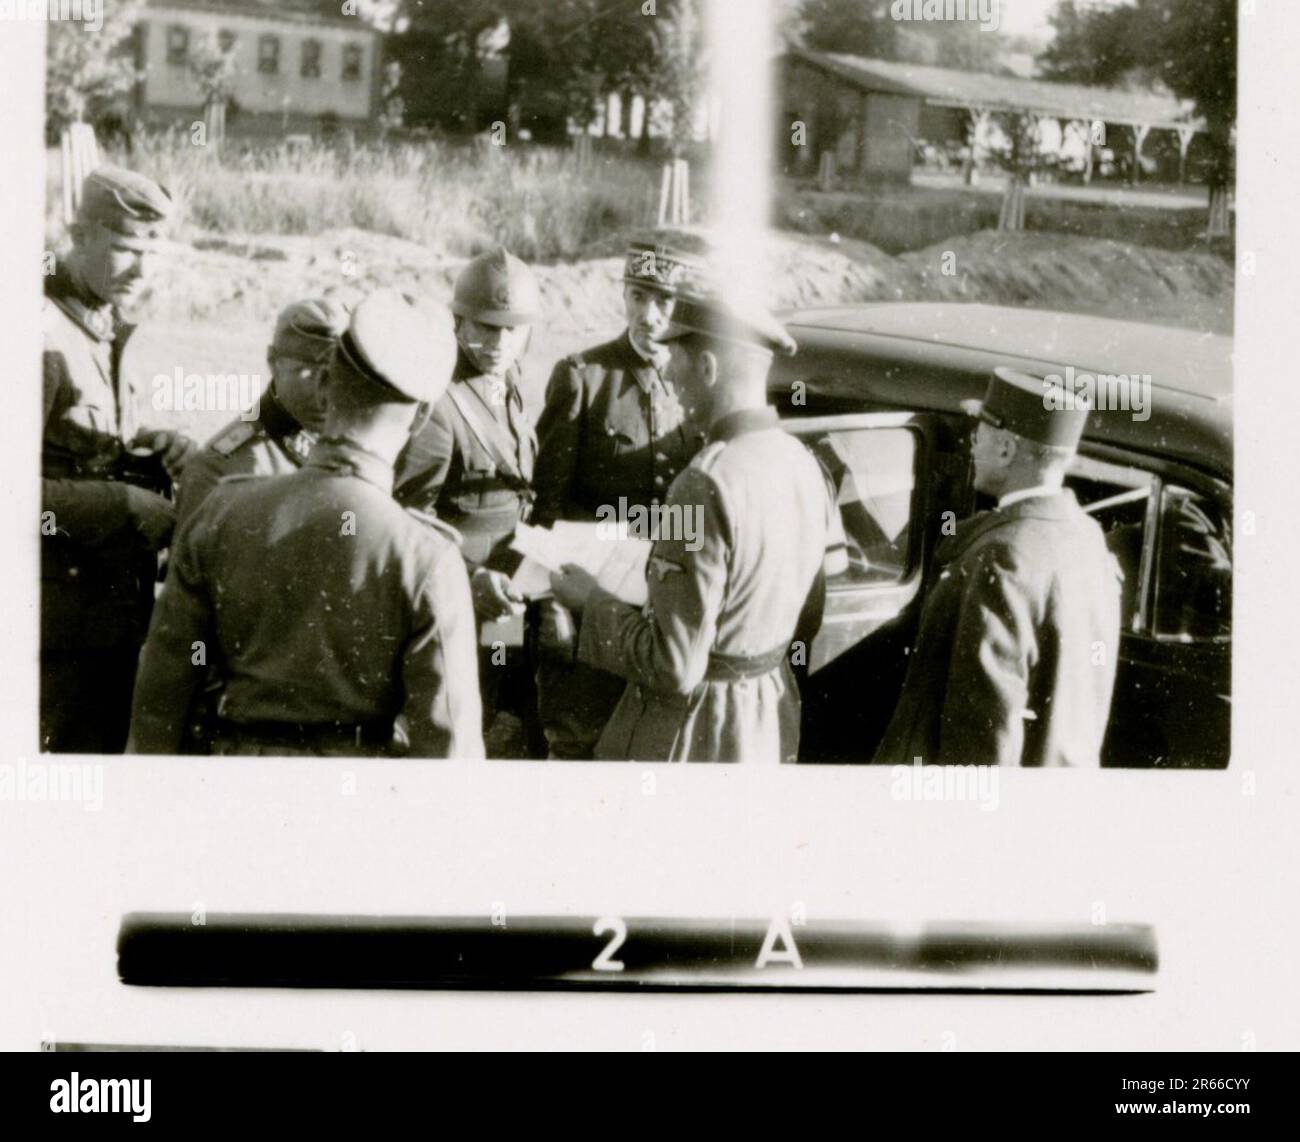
[550,288,838,763]
[127,290,484,758]
[873,368,1123,767]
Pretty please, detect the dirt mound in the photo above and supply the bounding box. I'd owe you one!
[898,231,1233,333]
[134,225,1231,339]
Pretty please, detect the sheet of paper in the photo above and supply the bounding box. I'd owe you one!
[509,522,651,607]
[510,556,555,600]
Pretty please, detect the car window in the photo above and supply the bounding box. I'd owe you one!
[802,427,917,586]
[1154,486,1232,641]
[1065,457,1156,634]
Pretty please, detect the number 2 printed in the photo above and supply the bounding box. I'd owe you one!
[592,917,627,972]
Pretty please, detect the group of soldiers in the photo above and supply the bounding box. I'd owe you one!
[41,163,1120,766]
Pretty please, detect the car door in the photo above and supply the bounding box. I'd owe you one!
[781,411,961,762]
[1063,448,1232,768]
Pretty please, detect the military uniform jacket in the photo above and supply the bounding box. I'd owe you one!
[174,390,314,527]
[128,438,484,758]
[41,268,163,651]
[532,332,706,527]
[578,408,832,763]
[874,490,1122,768]
[393,351,535,569]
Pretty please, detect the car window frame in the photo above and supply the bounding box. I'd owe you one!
[1150,477,1234,647]
[1071,442,1232,647]
[780,409,933,595]
[1066,450,1160,636]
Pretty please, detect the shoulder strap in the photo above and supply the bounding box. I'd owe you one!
[444,383,528,486]
[210,420,259,457]
[404,505,464,547]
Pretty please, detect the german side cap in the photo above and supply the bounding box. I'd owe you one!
[272,297,351,363]
[655,287,797,357]
[966,366,1090,450]
[77,166,174,244]
[333,289,457,405]
[623,228,710,294]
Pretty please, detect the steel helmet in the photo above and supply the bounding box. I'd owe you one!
[450,247,542,327]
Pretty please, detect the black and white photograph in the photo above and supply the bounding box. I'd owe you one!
[0,0,1296,1099]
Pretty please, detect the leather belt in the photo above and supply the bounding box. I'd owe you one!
[215,717,394,750]
[704,644,789,682]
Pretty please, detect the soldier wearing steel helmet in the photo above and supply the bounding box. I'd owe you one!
[529,230,712,759]
[41,165,198,753]
[128,290,483,758]
[394,247,542,749]
[175,297,351,527]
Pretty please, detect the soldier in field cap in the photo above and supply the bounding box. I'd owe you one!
[874,367,1123,767]
[529,228,713,759]
[176,296,352,526]
[41,164,200,753]
[128,290,484,758]
[550,286,841,763]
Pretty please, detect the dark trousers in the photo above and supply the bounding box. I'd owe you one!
[40,646,140,754]
[534,654,628,760]
[478,641,545,759]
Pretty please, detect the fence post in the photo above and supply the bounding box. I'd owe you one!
[817,151,835,192]
[60,122,101,226]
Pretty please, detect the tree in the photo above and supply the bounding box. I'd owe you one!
[793,0,898,58]
[1040,0,1145,87]
[388,0,513,132]
[187,29,238,111]
[1041,0,1236,227]
[654,0,704,154]
[45,0,146,143]
[377,60,406,136]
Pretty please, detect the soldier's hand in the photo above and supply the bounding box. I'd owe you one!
[471,567,525,623]
[131,429,198,481]
[124,485,176,551]
[550,564,599,612]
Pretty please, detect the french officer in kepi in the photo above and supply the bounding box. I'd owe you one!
[41,165,197,754]
[393,247,542,749]
[175,297,351,525]
[127,290,484,759]
[549,288,838,763]
[873,367,1122,767]
[529,230,712,759]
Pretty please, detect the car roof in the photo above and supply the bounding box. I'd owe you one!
[772,303,1232,477]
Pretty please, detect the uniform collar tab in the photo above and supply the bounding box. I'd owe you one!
[708,406,778,444]
[47,265,117,342]
[307,436,394,490]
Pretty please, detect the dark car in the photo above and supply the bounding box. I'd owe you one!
[769,302,1232,768]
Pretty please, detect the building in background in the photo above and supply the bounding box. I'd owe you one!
[778,50,1204,187]
[135,0,381,136]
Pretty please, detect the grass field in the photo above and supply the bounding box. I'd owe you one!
[48,134,688,263]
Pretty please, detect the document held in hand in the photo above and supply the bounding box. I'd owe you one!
[510,522,651,607]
